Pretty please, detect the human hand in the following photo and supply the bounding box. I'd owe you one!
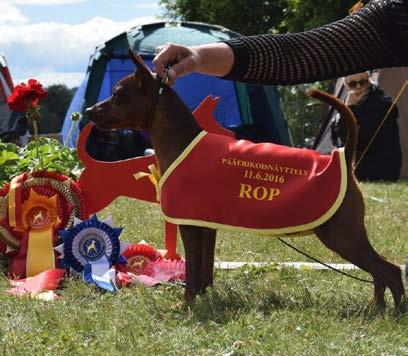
[153,43,201,85]
[345,90,366,106]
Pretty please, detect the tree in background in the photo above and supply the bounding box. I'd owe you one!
[160,0,356,35]
[160,0,356,146]
[281,0,356,33]
[29,84,76,135]
[160,0,287,36]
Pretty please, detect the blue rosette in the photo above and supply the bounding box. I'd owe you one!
[56,215,127,292]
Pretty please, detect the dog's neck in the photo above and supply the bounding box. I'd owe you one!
[147,87,202,174]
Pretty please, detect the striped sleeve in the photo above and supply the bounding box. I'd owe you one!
[223,0,408,85]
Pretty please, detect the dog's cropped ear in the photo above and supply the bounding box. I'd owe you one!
[128,49,154,83]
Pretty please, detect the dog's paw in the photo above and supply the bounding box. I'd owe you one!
[394,297,408,316]
[365,299,386,316]
[367,297,386,309]
[173,299,194,311]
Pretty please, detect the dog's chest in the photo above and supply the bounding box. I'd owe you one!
[159,131,347,235]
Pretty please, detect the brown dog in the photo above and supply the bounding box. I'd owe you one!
[86,50,405,310]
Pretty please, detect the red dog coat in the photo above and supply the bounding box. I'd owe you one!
[159,132,347,235]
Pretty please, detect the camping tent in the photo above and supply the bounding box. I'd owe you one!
[62,21,292,157]
[314,67,408,179]
[0,54,18,136]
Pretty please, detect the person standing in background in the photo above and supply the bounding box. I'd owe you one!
[332,72,402,181]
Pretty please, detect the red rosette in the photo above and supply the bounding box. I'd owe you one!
[31,171,88,220]
[0,220,20,255]
[32,171,61,180]
[118,244,162,274]
[0,171,88,277]
[0,233,8,254]
[0,184,9,197]
[68,180,88,220]
[0,191,9,222]
[0,171,88,253]
[0,218,23,243]
[1,172,87,218]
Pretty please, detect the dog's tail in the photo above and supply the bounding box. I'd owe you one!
[307,89,357,167]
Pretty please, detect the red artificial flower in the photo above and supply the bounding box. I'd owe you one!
[7,79,47,113]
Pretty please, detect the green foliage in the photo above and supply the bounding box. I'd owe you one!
[160,0,287,35]
[279,80,336,147]
[0,137,82,187]
[28,84,76,135]
[279,0,356,32]
[160,0,357,35]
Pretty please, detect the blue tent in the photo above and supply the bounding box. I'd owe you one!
[62,21,292,157]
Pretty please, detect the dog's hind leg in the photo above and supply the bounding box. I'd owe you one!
[315,209,405,309]
[372,276,387,308]
[314,180,405,309]
[179,225,205,302]
[200,228,217,294]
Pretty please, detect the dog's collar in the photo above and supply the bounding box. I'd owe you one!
[145,68,169,127]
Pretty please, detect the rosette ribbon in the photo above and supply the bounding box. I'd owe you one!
[134,165,180,260]
[2,171,88,280]
[7,173,27,232]
[56,215,127,292]
[134,164,161,202]
[21,189,61,277]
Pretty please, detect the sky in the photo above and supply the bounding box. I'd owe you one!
[0,0,162,88]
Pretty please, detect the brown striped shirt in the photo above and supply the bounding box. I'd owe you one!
[223,0,408,84]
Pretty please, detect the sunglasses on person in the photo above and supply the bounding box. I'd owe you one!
[345,79,369,89]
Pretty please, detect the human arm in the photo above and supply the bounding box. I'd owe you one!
[153,42,234,85]
[153,0,408,85]
[223,0,408,84]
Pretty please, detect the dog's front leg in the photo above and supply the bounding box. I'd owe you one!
[179,225,204,303]
[201,228,217,294]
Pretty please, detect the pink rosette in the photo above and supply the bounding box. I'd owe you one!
[144,260,186,282]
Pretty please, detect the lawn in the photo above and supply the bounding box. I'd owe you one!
[0,181,407,355]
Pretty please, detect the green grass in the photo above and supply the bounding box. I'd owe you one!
[0,181,407,355]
